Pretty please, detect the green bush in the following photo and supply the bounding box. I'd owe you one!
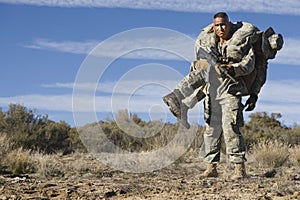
[242,112,298,149]
[0,104,84,154]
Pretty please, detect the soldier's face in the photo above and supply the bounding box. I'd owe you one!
[213,17,231,40]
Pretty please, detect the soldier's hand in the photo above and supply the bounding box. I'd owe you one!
[193,60,209,71]
[219,64,235,77]
[245,93,258,111]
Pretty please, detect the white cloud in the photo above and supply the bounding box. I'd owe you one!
[271,38,300,66]
[259,80,300,104]
[24,39,96,54]
[244,79,300,125]
[44,80,179,94]
[0,80,179,112]
[1,0,300,15]
[24,35,194,61]
[1,79,300,126]
[25,36,300,66]
[0,94,73,111]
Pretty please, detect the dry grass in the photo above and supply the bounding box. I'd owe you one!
[290,145,300,167]
[251,140,290,168]
[32,152,106,179]
[32,153,65,179]
[5,148,35,175]
[0,133,8,158]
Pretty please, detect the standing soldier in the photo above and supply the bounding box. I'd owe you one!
[163,12,283,180]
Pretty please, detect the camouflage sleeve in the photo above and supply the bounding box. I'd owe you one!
[195,24,215,60]
[232,46,256,77]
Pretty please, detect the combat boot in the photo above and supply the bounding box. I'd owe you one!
[163,91,181,118]
[177,103,190,129]
[231,162,247,180]
[199,163,218,178]
[162,89,190,129]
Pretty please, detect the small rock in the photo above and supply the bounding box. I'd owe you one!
[293,191,299,197]
[43,183,57,188]
[264,169,276,178]
[104,190,117,198]
[257,184,264,188]
[180,179,187,184]
[0,195,8,200]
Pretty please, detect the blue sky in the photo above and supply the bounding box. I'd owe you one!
[1,0,300,127]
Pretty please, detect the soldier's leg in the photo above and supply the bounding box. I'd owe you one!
[200,94,223,163]
[174,69,207,98]
[220,95,247,179]
[199,95,223,178]
[220,95,246,163]
[163,69,207,128]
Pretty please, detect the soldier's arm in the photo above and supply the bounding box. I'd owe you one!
[231,46,256,77]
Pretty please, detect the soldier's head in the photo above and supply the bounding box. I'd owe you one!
[213,12,232,41]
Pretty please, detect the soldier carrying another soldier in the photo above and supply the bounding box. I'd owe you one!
[163,12,283,180]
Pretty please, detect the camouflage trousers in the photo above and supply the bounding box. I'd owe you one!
[174,68,207,108]
[174,67,246,163]
[200,94,246,164]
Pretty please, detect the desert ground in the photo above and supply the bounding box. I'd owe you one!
[1,152,299,200]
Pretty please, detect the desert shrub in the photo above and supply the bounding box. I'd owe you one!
[281,125,300,146]
[36,121,71,153]
[5,148,36,175]
[33,153,65,179]
[0,133,9,158]
[79,109,204,154]
[251,140,290,168]
[0,104,83,153]
[290,145,300,167]
[68,128,86,153]
[242,112,287,149]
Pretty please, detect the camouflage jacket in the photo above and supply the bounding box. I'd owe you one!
[194,22,261,97]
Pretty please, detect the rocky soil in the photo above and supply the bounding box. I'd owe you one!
[0,154,299,200]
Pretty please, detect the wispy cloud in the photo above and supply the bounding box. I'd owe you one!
[25,36,300,66]
[43,80,179,95]
[24,34,194,61]
[1,79,300,126]
[253,79,300,125]
[1,0,300,16]
[271,38,300,66]
[24,39,96,54]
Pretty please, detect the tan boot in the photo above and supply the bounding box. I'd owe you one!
[231,162,247,180]
[199,163,218,178]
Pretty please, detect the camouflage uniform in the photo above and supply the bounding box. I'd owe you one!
[174,22,259,163]
[167,22,283,164]
[170,22,283,163]
[200,22,259,163]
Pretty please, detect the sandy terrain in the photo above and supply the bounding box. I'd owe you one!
[0,153,299,200]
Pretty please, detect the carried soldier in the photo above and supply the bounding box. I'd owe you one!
[163,12,283,180]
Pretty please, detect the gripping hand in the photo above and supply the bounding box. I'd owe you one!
[245,93,258,111]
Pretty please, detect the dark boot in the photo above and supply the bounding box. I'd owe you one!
[162,89,190,129]
[177,103,190,129]
[163,92,181,118]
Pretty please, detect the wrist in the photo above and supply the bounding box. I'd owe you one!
[250,93,258,100]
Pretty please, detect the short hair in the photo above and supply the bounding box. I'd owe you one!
[213,12,229,20]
